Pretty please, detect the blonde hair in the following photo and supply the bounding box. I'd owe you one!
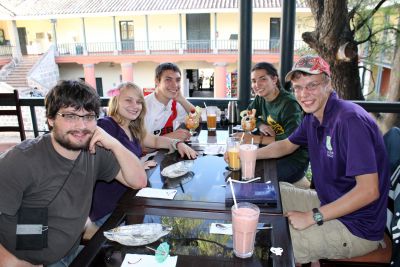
[107,82,147,143]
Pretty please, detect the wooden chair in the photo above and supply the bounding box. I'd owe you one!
[0,90,26,152]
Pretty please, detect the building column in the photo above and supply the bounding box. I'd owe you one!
[112,16,118,54]
[121,62,133,82]
[214,62,227,98]
[7,20,22,59]
[145,15,150,54]
[81,18,88,55]
[50,19,58,54]
[83,64,96,90]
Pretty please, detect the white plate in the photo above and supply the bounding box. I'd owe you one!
[161,160,194,178]
[104,223,172,246]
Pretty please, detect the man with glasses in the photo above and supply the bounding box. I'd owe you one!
[256,55,389,264]
[0,80,147,266]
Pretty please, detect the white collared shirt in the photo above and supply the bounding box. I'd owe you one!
[144,92,187,135]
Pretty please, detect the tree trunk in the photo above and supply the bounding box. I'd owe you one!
[304,0,364,100]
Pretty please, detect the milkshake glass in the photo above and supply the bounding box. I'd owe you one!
[231,202,260,258]
[239,144,257,180]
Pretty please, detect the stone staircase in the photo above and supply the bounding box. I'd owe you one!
[3,56,41,90]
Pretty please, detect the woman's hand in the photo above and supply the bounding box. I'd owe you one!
[176,143,197,159]
[143,160,157,170]
[258,124,275,136]
[163,129,191,141]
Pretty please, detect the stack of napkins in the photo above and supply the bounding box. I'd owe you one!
[136,188,177,200]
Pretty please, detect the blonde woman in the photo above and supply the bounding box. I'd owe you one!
[90,82,196,226]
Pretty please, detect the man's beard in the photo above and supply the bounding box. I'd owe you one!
[53,128,93,151]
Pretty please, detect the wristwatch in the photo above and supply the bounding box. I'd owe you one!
[312,208,324,226]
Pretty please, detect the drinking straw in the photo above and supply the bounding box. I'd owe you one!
[240,132,245,143]
[251,137,254,146]
[228,177,238,209]
[203,102,208,109]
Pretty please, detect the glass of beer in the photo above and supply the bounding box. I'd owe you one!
[206,107,217,131]
[227,137,241,171]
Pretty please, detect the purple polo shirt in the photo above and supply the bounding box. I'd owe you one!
[90,116,142,221]
[289,92,390,241]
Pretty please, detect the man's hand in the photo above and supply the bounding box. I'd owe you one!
[176,143,197,159]
[259,124,275,136]
[174,89,184,102]
[223,151,229,163]
[164,129,191,141]
[88,126,119,154]
[285,210,314,230]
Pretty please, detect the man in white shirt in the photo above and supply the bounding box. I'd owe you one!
[145,62,194,140]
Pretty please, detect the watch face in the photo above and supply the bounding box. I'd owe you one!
[312,208,323,225]
[313,212,323,222]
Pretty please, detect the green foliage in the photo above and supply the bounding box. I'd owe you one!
[353,1,399,64]
[160,217,232,257]
[295,46,316,56]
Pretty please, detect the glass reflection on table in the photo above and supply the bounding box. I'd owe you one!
[150,153,229,202]
[99,213,272,267]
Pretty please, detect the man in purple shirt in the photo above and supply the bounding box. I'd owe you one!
[256,55,390,263]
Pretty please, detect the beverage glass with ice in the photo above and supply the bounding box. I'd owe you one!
[206,107,217,131]
[227,137,241,171]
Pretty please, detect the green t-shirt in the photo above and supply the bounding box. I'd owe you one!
[248,90,309,166]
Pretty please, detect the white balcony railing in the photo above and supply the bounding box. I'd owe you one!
[56,39,308,56]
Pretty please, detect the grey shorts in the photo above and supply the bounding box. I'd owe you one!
[280,182,381,263]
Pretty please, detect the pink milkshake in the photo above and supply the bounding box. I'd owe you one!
[239,144,257,180]
[231,202,260,258]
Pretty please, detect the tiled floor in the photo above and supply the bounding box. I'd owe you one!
[192,89,214,98]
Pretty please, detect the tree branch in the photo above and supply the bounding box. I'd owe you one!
[354,0,387,32]
[302,31,318,50]
[356,26,400,45]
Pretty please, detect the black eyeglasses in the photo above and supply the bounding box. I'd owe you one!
[57,112,98,122]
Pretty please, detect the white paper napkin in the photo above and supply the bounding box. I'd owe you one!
[203,145,226,155]
[209,223,232,235]
[121,254,178,267]
[136,188,177,200]
[232,125,243,131]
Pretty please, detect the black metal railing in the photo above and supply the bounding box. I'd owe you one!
[0,97,399,138]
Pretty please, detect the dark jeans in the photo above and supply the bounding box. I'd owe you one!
[383,127,400,175]
[46,245,83,267]
[277,157,309,183]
